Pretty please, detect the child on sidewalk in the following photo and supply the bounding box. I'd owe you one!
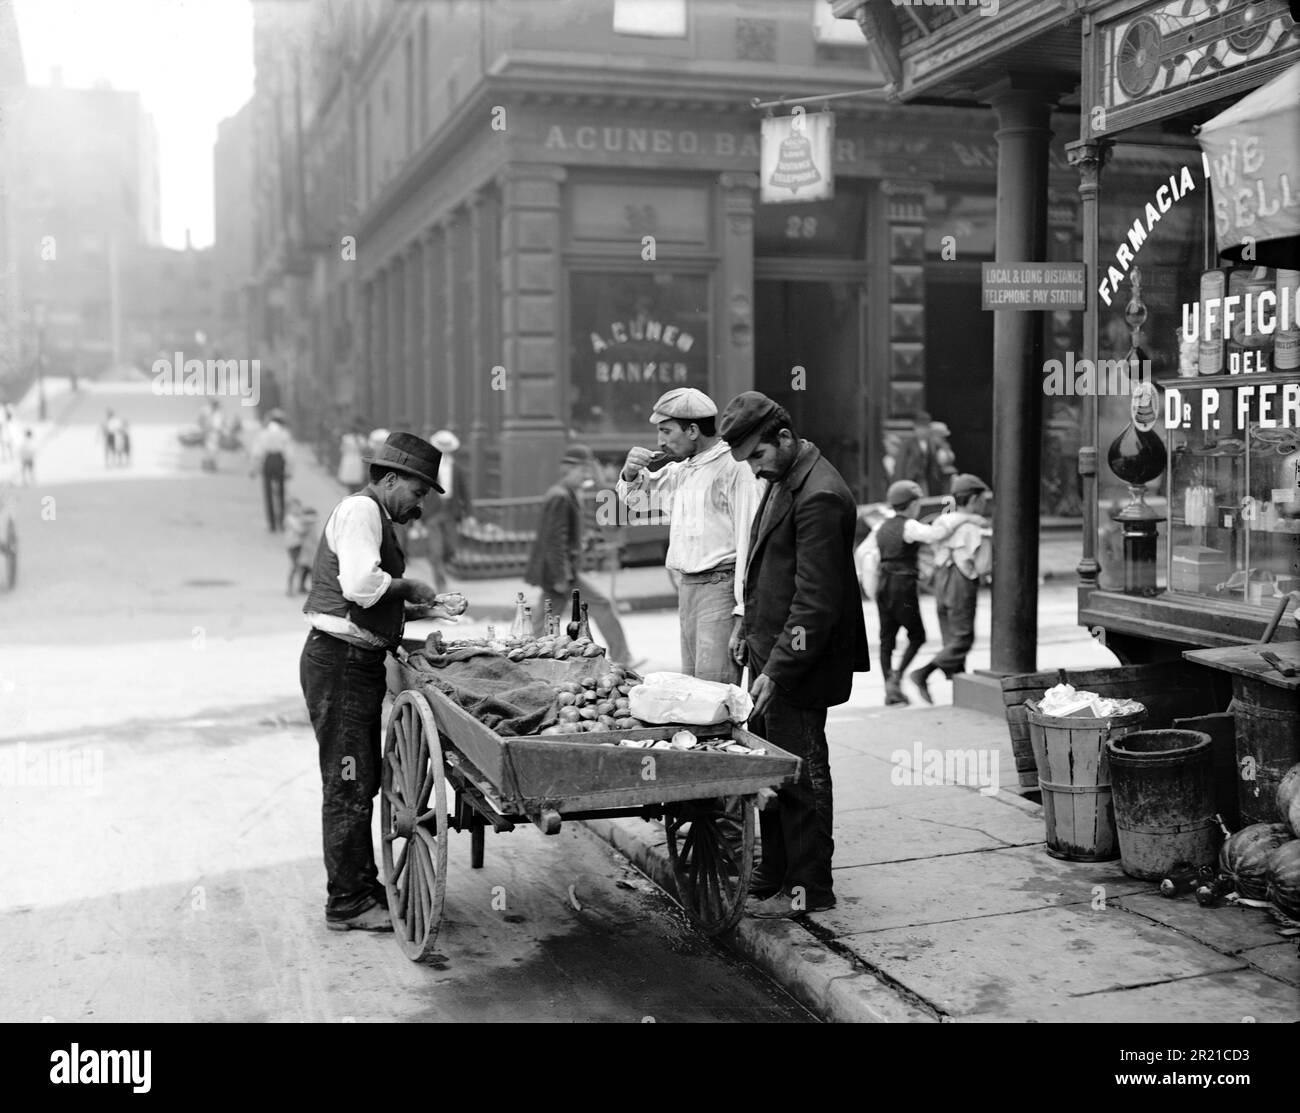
[857,479,984,707]
[284,500,320,595]
[909,474,992,705]
[18,429,35,485]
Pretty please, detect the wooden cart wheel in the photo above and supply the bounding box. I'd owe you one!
[664,795,755,936]
[380,691,449,962]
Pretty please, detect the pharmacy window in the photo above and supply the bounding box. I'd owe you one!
[613,0,686,38]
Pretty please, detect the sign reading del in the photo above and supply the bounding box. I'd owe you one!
[760,111,835,204]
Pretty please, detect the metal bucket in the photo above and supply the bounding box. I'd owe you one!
[1025,702,1147,862]
[1107,730,1219,880]
[1228,679,1300,826]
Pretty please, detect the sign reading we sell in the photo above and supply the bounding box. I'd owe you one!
[982,262,1086,310]
[760,111,835,204]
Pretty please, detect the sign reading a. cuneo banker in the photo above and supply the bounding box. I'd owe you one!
[981,263,1086,310]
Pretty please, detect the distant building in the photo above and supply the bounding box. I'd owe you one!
[120,243,218,370]
[244,0,1177,504]
[214,101,256,357]
[8,75,161,380]
[0,0,25,399]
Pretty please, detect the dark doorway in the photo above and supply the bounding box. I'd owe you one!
[754,279,864,498]
[924,268,993,483]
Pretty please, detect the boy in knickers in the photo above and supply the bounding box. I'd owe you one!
[858,479,982,707]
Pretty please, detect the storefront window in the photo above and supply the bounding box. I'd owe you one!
[568,271,710,435]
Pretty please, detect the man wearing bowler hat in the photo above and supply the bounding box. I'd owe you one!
[720,391,869,919]
[617,387,764,685]
[300,431,469,932]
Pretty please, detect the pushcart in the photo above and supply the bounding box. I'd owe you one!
[381,644,801,961]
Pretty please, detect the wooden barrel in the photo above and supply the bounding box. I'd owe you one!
[1026,702,1148,861]
[1107,730,1219,880]
[1229,678,1300,826]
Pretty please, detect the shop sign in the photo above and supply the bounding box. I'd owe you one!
[982,263,1087,310]
[760,112,835,204]
[1197,62,1300,259]
[590,316,695,386]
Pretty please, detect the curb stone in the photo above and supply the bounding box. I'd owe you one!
[581,816,939,1024]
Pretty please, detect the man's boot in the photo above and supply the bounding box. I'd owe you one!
[884,670,909,706]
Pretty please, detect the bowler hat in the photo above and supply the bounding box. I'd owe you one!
[363,431,446,493]
[718,391,780,462]
[887,480,923,508]
[649,387,717,425]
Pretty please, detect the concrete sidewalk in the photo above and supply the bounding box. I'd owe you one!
[589,703,1299,1023]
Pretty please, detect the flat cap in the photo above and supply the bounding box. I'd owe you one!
[718,391,780,462]
[648,387,717,425]
[950,473,990,497]
[887,480,923,508]
[560,443,596,466]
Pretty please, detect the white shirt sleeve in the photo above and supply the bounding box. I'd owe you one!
[903,514,972,545]
[327,497,393,607]
[728,465,765,616]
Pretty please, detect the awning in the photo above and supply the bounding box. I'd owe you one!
[1197,61,1300,268]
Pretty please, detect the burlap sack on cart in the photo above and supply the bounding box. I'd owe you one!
[407,651,559,736]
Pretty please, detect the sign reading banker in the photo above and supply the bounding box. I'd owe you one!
[760,111,835,204]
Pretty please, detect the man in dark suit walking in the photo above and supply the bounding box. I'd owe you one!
[720,392,870,919]
[893,410,951,497]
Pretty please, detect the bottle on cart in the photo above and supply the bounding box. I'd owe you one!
[566,588,582,639]
[523,604,533,637]
[510,592,529,639]
[578,601,594,643]
[543,597,554,637]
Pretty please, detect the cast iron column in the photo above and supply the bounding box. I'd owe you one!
[988,85,1055,675]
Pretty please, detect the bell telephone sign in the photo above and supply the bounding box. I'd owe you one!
[760,110,835,204]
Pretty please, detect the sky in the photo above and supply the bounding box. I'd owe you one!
[12,0,256,249]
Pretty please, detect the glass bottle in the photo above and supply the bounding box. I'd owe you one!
[543,597,553,637]
[577,601,593,642]
[522,604,533,639]
[566,588,582,639]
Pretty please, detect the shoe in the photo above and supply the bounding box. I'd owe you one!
[909,668,934,705]
[748,871,782,901]
[325,905,393,932]
[884,672,910,707]
[747,890,836,919]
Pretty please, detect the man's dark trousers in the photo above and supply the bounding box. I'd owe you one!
[263,451,286,531]
[750,658,835,906]
[300,628,389,921]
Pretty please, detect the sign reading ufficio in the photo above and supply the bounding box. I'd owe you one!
[982,262,1086,310]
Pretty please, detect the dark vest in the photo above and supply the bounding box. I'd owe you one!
[877,515,919,574]
[304,490,407,646]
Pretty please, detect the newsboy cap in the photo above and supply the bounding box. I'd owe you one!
[950,473,990,497]
[648,387,717,425]
[560,443,596,466]
[718,391,780,462]
[887,480,923,508]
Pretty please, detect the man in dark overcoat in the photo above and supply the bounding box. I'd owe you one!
[720,392,870,918]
